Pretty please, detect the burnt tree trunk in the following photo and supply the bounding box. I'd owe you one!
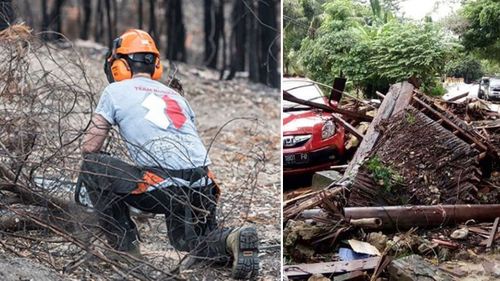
[257,0,279,88]
[247,0,260,82]
[218,1,226,79]
[41,0,66,40]
[149,0,158,47]
[204,0,223,68]
[80,0,92,40]
[112,0,118,39]
[94,0,104,43]
[23,0,33,27]
[165,0,186,62]
[204,0,214,67]
[226,0,247,80]
[104,0,113,47]
[41,0,48,32]
[138,0,143,29]
[53,0,65,35]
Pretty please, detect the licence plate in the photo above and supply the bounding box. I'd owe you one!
[284,153,309,165]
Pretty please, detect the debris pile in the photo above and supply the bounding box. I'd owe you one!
[284,81,500,280]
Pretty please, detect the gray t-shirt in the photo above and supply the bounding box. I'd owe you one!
[95,77,211,187]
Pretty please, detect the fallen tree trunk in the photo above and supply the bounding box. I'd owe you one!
[299,204,500,230]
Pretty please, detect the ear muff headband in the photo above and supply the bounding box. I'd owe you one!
[105,36,163,82]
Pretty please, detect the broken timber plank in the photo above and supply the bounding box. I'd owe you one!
[283,257,380,278]
[411,95,487,151]
[284,187,346,220]
[341,82,414,182]
[486,217,499,249]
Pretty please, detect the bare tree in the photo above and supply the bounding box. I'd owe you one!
[138,0,144,29]
[258,0,279,88]
[165,0,186,62]
[104,0,113,47]
[80,0,92,40]
[204,0,224,69]
[226,0,247,80]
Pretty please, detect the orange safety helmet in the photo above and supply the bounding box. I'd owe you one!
[104,29,163,83]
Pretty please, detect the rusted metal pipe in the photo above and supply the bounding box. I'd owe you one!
[299,205,500,230]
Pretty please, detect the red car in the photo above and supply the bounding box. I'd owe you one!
[283,78,345,176]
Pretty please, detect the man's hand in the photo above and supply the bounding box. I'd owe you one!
[82,114,111,154]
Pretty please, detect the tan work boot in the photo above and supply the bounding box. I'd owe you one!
[226,226,259,279]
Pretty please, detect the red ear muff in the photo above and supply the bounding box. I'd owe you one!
[152,57,163,81]
[111,58,132,82]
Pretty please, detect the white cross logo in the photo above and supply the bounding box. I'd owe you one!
[142,94,170,129]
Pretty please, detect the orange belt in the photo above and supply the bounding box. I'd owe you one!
[132,169,221,199]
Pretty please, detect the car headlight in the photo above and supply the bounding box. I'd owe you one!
[283,135,311,148]
[321,120,336,139]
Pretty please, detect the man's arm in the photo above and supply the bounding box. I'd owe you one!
[82,114,111,154]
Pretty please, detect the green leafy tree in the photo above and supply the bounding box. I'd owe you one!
[283,0,325,74]
[460,0,500,62]
[368,22,449,88]
[445,55,484,83]
[298,0,451,96]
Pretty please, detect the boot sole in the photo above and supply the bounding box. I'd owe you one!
[232,227,259,279]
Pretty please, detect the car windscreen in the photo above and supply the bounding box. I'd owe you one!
[490,79,500,88]
[283,80,325,109]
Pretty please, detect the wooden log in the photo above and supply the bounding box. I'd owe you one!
[299,205,500,230]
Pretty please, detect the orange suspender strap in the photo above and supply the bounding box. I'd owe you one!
[207,169,221,201]
[133,171,165,194]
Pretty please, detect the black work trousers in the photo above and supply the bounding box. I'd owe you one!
[80,153,231,262]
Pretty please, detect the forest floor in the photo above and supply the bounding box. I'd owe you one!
[0,38,281,281]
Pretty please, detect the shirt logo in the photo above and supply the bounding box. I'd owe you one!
[142,93,186,129]
[162,95,187,129]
